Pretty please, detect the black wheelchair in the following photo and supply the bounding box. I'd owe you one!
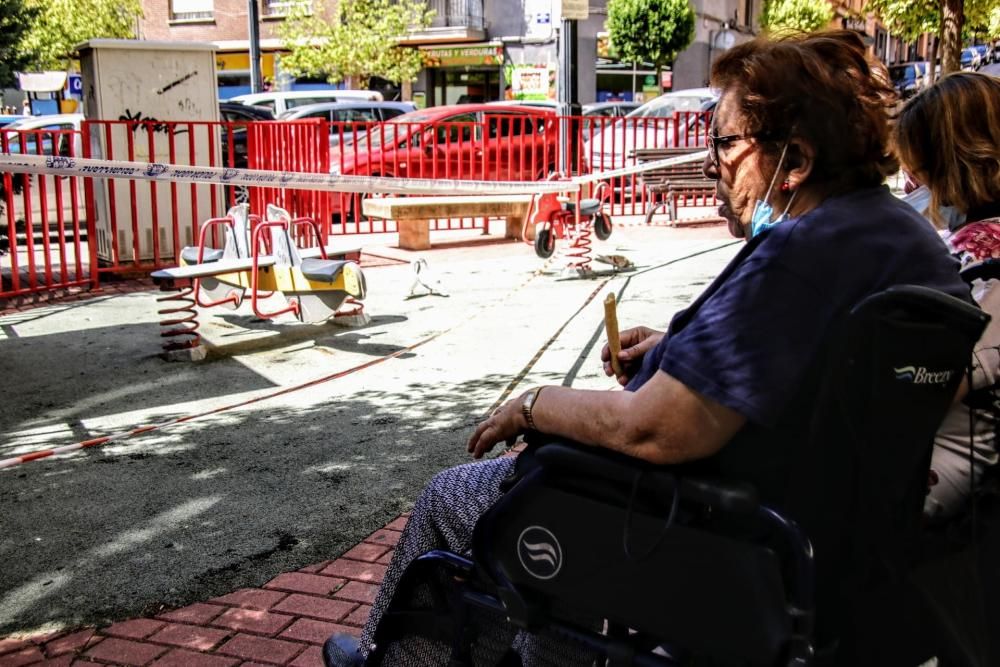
[341,285,993,666]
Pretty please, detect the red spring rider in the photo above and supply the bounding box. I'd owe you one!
[528,182,612,270]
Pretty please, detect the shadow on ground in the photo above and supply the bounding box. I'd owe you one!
[0,375,507,636]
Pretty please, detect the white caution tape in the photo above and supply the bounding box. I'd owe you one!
[0,150,708,196]
[573,150,708,184]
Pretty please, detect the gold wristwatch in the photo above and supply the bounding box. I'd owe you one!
[521,386,544,431]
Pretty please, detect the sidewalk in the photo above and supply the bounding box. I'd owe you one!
[0,517,404,666]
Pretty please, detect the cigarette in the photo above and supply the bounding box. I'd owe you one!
[604,293,624,377]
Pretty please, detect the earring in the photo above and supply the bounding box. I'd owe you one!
[780,180,791,192]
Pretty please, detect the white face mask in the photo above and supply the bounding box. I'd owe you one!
[749,140,797,238]
[901,184,966,230]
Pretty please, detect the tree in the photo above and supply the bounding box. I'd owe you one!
[760,0,835,35]
[0,0,41,87]
[20,0,141,71]
[278,0,434,88]
[607,0,695,95]
[866,0,997,77]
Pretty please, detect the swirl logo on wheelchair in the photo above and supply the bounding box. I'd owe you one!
[517,526,563,580]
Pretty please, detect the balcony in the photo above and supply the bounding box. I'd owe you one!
[401,0,486,45]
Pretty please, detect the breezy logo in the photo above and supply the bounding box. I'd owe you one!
[517,526,562,580]
[893,365,953,385]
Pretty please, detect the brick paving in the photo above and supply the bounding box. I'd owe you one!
[0,515,409,667]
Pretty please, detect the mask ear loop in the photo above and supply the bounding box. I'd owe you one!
[761,139,792,205]
[779,189,799,218]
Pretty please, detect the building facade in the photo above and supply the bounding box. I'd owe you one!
[138,0,752,105]
[138,0,927,106]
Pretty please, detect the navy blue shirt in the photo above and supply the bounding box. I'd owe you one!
[625,186,968,501]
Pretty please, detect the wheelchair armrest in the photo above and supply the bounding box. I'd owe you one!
[530,439,759,515]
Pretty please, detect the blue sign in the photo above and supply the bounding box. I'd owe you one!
[68,74,83,95]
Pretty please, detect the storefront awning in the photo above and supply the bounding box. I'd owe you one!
[17,71,68,93]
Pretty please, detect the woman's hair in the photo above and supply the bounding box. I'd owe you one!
[710,30,899,192]
[894,72,1000,223]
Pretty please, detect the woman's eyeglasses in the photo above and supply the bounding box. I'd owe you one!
[708,132,762,167]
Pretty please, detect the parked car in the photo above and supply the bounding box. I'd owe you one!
[972,44,990,67]
[582,101,641,118]
[278,101,416,146]
[218,102,274,172]
[960,47,980,71]
[329,103,558,218]
[488,100,640,117]
[1,114,87,241]
[583,88,718,176]
[0,114,28,129]
[220,102,276,123]
[2,113,85,156]
[228,89,384,116]
[889,61,930,99]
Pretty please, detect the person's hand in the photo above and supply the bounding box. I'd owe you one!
[466,395,527,459]
[601,325,664,386]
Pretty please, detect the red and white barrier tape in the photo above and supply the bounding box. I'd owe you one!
[0,151,707,196]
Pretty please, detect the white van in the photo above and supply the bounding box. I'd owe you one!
[227,89,384,115]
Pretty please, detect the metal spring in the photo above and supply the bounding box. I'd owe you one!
[564,221,593,272]
[157,285,201,351]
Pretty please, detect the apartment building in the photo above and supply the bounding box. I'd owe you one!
[140,0,757,105]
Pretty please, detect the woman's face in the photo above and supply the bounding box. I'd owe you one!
[703,89,777,238]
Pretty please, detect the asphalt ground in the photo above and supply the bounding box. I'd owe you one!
[0,221,738,637]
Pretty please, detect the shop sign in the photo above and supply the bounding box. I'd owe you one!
[842,17,867,33]
[511,65,553,101]
[561,0,588,20]
[642,74,660,99]
[421,44,504,68]
[216,52,276,78]
[596,32,620,60]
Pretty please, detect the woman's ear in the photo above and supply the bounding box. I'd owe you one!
[785,139,815,190]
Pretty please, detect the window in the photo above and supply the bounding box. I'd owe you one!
[435,113,476,143]
[171,0,213,20]
[487,114,539,139]
[285,97,326,110]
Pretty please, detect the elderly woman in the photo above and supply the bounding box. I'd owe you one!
[894,72,1000,521]
[327,31,969,666]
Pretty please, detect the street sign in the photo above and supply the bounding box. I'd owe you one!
[561,0,588,20]
[68,74,83,95]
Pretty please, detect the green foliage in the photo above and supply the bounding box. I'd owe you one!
[278,0,434,86]
[864,0,938,42]
[760,0,835,34]
[0,0,41,87]
[21,0,142,71]
[606,0,696,69]
[989,6,1000,37]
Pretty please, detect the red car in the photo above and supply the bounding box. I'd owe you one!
[329,104,559,218]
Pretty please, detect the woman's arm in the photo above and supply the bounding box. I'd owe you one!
[467,370,746,465]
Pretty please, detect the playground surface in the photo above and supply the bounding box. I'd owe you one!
[0,218,737,665]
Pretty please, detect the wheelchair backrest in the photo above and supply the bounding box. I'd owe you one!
[788,285,988,647]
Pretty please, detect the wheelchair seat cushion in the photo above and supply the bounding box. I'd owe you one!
[180,246,224,264]
[300,258,350,283]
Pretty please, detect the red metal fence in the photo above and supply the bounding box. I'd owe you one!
[0,111,712,300]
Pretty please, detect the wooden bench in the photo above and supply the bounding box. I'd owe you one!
[632,147,716,224]
[361,195,535,250]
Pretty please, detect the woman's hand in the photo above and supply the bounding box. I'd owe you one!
[601,325,664,386]
[466,394,529,459]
